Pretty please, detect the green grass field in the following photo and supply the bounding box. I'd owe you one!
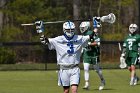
[0,69,140,93]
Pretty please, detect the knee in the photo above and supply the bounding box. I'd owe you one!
[84,67,89,72]
[63,87,69,93]
[71,89,77,93]
[71,85,78,93]
[64,90,69,93]
[128,67,131,71]
[128,65,136,71]
[131,65,136,70]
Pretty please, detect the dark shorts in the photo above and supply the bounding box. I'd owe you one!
[83,56,100,65]
[126,57,138,66]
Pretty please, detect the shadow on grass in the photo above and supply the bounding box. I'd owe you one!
[94,88,115,91]
[82,88,115,92]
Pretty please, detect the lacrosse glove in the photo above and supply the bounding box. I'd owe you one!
[93,17,101,28]
[40,35,49,45]
[35,21,44,33]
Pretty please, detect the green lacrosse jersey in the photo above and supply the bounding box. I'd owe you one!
[123,34,140,58]
[83,30,100,59]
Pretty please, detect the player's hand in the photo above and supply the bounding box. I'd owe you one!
[93,17,101,28]
[35,21,44,33]
[88,42,91,46]
[40,35,48,45]
[121,53,125,57]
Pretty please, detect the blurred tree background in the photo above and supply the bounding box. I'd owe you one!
[0,0,139,64]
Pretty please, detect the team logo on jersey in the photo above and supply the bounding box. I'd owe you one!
[127,38,136,42]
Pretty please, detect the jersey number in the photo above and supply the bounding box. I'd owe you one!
[67,42,74,54]
[128,41,133,50]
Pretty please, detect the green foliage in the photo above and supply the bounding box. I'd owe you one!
[101,0,117,7]
[102,0,133,6]
[2,0,70,42]
[5,0,70,24]
[1,26,24,42]
[0,48,16,64]
[121,0,134,6]
[6,0,44,23]
[102,32,125,41]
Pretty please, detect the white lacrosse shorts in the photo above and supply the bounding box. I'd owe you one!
[58,66,80,86]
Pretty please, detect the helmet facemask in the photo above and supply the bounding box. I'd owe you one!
[64,29,75,38]
[129,24,138,34]
[79,22,90,33]
[80,26,89,33]
[63,21,75,39]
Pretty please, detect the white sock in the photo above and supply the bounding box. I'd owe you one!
[84,70,89,82]
[85,81,89,86]
[131,77,134,82]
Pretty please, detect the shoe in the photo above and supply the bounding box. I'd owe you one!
[134,77,139,85]
[130,80,134,86]
[99,79,105,90]
[83,85,89,90]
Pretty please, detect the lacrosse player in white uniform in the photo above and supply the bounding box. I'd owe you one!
[35,20,96,93]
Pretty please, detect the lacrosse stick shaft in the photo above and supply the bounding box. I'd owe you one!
[118,43,122,51]
[21,13,116,26]
[21,21,65,26]
[21,19,91,26]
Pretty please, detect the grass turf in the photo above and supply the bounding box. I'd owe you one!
[0,69,139,93]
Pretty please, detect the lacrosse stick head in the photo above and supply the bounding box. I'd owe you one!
[119,56,127,69]
[100,13,116,24]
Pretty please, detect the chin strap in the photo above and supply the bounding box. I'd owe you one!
[64,34,74,40]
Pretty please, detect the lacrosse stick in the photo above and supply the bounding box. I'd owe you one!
[21,13,116,26]
[118,43,127,69]
[21,21,65,26]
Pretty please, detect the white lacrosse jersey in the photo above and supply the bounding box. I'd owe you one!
[48,35,89,65]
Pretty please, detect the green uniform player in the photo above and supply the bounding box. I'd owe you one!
[83,30,100,65]
[79,21,105,90]
[121,24,140,86]
[123,34,140,66]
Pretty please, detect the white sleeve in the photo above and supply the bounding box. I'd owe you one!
[48,38,56,50]
[48,36,62,50]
